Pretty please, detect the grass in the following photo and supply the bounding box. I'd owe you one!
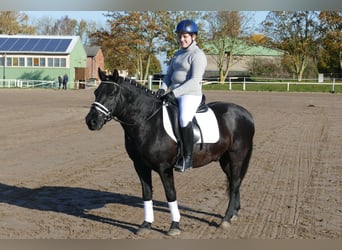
[202,82,342,93]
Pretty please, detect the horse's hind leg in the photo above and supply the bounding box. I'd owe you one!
[219,146,252,228]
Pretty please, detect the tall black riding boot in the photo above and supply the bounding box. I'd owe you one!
[175,122,194,172]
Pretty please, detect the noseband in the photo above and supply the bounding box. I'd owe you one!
[92,101,112,122]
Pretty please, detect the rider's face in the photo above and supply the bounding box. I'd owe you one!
[177,33,195,49]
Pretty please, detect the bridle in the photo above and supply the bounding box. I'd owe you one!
[91,101,112,122]
[91,99,163,126]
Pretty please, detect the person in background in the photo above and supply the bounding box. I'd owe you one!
[58,75,63,90]
[156,19,207,172]
[62,73,68,90]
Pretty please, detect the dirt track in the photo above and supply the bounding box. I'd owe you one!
[0,88,340,239]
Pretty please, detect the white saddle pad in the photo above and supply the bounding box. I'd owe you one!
[162,105,219,143]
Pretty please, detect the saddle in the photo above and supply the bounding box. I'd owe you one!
[163,94,218,150]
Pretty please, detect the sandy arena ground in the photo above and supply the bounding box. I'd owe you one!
[0,88,340,239]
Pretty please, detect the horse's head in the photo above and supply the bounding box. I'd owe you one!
[98,67,120,82]
[85,69,121,130]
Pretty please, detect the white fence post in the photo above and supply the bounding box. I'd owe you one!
[331,78,335,93]
[148,75,152,90]
[287,82,290,92]
[243,78,246,91]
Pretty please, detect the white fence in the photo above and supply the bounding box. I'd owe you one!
[202,77,341,92]
[0,79,99,89]
[1,77,340,93]
[139,77,340,92]
[0,79,56,88]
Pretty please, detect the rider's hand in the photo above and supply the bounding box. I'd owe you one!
[161,91,176,104]
[155,89,166,98]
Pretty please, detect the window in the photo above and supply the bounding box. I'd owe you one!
[48,58,53,67]
[39,57,45,67]
[33,58,39,67]
[2,55,68,68]
[27,57,33,67]
[6,57,12,66]
[60,58,66,67]
[13,57,19,66]
[19,57,25,66]
[54,58,60,67]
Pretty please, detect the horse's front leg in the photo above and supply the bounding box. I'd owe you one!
[133,162,154,235]
[158,166,181,236]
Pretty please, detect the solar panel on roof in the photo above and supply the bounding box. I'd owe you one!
[45,39,60,52]
[0,37,74,53]
[11,38,29,51]
[1,38,17,50]
[21,39,39,51]
[0,38,7,48]
[56,39,71,52]
[31,39,49,51]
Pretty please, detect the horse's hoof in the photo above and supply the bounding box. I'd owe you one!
[167,221,181,236]
[220,220,231,229]
[135,221,152,235]
[231,215,239,222]
[167,228,181,236]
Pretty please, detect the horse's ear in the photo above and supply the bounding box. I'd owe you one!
[98,68,107,81]
[112,69,120,82]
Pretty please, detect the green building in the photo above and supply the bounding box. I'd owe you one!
[202,38,285,79]
[0,35,87,88]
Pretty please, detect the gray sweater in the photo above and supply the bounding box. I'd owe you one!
[161,41,207,97]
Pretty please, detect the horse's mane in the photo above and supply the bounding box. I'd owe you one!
[98,68,160,100]
[117,76,159,99]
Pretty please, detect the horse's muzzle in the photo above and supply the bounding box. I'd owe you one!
[85,110,105,130]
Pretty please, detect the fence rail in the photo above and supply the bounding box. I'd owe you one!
[202,78,341,92]
[0,79,56,88]
[1,77,341,93]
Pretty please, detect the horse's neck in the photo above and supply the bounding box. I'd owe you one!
[119,86,158,124]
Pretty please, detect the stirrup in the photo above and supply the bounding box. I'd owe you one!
[174,156,192,172]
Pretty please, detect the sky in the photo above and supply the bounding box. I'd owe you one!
[25,11,110,28]
[25,11,269,29]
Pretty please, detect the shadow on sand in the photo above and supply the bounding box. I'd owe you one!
[0,183,222,234]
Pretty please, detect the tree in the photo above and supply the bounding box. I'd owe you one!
[32,15,99,44]
[317,11,342,76]
[262,11,320,81]
[205,11,252,83]
[90,11,175,80]
[0,11,36,34]
[89,11,207,79]
[91,11,159,79]
[34,16,55,35]
[51,16,78,36]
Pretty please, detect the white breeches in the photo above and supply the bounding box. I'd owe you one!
[177,95,202,127]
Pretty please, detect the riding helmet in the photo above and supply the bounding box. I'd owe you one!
[175,20,198,34]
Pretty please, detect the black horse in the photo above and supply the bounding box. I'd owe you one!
[85,69,255,236]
